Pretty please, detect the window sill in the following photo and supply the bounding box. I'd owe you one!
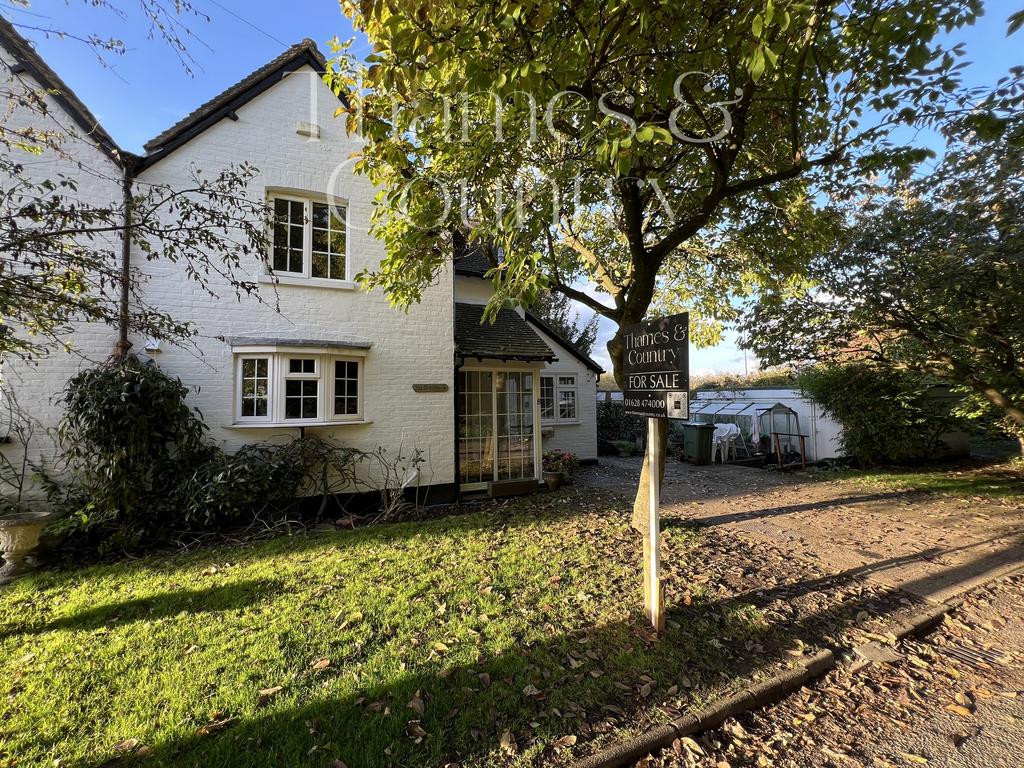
[226,420,372,429]
[259,273,357,291]
[542,420,581,427]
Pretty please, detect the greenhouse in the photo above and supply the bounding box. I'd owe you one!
[688,400,803,455]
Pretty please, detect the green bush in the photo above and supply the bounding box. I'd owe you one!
[596,400,643,445]
[797,364,963,466]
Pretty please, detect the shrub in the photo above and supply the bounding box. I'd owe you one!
[596,400,643,445]
[797,364,963,466]
[51,355,215,548]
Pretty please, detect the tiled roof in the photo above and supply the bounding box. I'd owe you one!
[142,38,341,162]
[455,303,555,363]
[0,17,122,162]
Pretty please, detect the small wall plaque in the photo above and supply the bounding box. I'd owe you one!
[413,383,449,393]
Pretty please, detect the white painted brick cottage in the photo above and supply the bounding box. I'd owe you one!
[0,29,601,501]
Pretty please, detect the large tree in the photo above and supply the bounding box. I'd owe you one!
[331,0,982,527]
[744,104,1024,452]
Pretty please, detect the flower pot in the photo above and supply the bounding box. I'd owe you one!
[542,471,563,491]
[0,511,53,585]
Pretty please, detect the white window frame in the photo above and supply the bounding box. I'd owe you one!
[236,355,274,424]
[267,192,351,284]
[540,373,579,424]
[232,349,364,425]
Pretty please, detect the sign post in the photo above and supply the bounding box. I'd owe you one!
[620,313,690,634]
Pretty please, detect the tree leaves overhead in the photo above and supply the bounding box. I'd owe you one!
[332,0,980,383]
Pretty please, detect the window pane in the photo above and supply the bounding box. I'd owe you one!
[241,357,270,419]
[290,200,304,221]
[273,246,289,272]
[540,377,554,419]
[559,389,577,419]
[312,202,328,228]
[311,251,328,278]
[288,248,302,273]
[289,226,303,249]
[558,376,575,387]
[312,228,328,252]
[289,358,315,374]
[329,252,345,281]
[329,229,346,255]
[334,359,359,415]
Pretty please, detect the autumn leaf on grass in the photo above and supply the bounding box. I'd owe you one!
[550,734,577,750]
[407,691,425,716]
[112,738,140,753]
[407,721,428,743]
[500,730,518,754]
[196,716,237,737]
[257,686,283,707]
[310,657,331,671]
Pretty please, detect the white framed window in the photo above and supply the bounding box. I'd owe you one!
[540,374,578,423]
[233,350,363,425]
[270,194,349,282]
[237,356,272,422]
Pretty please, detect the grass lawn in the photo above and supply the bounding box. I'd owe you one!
[2,488,838,768]
[834,459,1024,500]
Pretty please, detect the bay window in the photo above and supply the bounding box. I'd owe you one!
[233,349,363,424]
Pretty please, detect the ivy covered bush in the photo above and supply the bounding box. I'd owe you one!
[797,364,964,466]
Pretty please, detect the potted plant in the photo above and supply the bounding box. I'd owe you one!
[542,449,579,490]
[0,385,52,584]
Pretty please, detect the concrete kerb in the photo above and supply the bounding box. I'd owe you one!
[572,601,959,768]
[571,649,835,768]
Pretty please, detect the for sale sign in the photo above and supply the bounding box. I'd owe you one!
[621,313,690,419]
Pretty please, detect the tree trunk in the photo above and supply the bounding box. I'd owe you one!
[963,374,1024,431]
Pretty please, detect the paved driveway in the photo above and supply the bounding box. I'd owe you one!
[580,457,1024,602]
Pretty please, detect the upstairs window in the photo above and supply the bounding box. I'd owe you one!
[270,194,348,282]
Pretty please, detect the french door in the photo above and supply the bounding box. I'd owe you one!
[458,369,537,489]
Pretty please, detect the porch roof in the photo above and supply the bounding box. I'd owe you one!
[455,303,556,364]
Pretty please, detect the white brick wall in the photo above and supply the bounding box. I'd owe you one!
[0,52,126,481]
[133,65,456,486]
[2,60,456,489]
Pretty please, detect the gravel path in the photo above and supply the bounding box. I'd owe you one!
[576,457,1024,767]
[581,458,1024,601]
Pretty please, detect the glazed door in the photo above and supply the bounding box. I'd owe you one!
[458,370,536,488]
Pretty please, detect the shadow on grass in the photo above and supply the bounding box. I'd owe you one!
[109,531,1005,768]
[0,578,281,640]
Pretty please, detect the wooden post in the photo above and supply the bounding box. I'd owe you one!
[645,417,664,633]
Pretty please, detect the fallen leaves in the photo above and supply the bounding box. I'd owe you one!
[310,657,331,671]
[195,715,237,737]
[407,691,425,717]
[257,686,283,706]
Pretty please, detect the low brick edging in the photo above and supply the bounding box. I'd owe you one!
[571,649,835,768]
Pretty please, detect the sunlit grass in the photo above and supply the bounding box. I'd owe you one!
[0,488,779,768]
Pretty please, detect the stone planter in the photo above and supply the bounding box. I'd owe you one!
[0,511,53,585]
[542,470,563,491]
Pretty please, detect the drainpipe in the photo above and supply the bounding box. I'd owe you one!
[114,156,136,359]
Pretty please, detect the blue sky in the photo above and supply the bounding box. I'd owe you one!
[6,0,1020,373]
